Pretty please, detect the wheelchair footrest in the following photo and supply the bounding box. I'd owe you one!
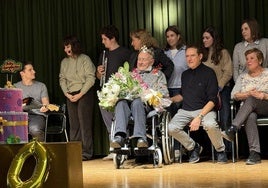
[134,147,155,156]
[112,147,131,155]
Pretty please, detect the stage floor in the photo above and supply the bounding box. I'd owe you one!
[83,158,268,188]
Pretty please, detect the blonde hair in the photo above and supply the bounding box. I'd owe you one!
[130,29,159,48]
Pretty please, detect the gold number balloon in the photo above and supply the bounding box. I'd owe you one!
[7,139,50,188]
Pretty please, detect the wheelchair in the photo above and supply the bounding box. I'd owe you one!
[110,109,174,169]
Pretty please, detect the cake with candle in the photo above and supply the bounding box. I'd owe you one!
[0,59,28,144]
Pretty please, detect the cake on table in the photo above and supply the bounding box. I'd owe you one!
[0,88,28,144]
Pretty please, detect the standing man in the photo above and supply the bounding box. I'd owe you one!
[168,45,227,163]
[96,25,132,160]
[14,62,50,142]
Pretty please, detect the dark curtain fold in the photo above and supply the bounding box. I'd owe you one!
[0,0,268,155]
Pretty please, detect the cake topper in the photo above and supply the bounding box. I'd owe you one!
[1,59,22,88]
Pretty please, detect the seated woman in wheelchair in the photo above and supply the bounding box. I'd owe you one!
[110,46,169,149]
[226,48,268,165]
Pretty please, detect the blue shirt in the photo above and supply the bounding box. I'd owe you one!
[165,46,188,88]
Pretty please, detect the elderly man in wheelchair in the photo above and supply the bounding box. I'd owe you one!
[109,46,171,166]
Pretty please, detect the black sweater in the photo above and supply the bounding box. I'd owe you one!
[181,63,218,111]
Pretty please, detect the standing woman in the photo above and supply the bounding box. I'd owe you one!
[233,18,268,82]
[202,26,233,133]
[164,25,188,117]
[59,35,96,161]
[129,29,174,81]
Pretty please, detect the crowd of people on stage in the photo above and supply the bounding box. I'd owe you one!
[16,18,268,165]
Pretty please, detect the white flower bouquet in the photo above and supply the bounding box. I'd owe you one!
[97,62,142,111]
[97,62,171,112]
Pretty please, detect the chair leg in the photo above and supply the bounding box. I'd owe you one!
[211,143,215,162]
[64,130,69,142]
[235,132,239,160]
[231,140,235,162]
[44,115,49,142]
[179,144,183,163]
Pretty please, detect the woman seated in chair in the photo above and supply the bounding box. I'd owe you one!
[226,48,268,165]
[110,46,169,149]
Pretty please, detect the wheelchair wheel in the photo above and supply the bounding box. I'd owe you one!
[153,148,162,167]
[113,153,126,169]
[161,111,174,164]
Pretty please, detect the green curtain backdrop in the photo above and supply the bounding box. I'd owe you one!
[0,0,267,155]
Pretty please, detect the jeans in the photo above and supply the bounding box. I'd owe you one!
[114,98,146,139]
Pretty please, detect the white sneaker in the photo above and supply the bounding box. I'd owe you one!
[102,153,114,161]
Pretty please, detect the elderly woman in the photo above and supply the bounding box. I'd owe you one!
[110,46,169,149]
[227,48,268,165]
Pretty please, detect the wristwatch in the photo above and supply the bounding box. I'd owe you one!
[197,114,204,119]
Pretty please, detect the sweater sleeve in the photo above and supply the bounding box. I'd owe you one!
[231,75,243,99]
[218,49,233,88]
[80,56,96,94]
[233,43,240,82]
[154,48,174,81]
[157,71,169,97]
[206,69,219,105]
[59,58,68,95]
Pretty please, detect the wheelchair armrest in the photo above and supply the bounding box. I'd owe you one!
[147,110,158,118]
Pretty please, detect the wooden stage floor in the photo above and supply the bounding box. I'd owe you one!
[83,158,268,188]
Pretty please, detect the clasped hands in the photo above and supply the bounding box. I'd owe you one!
[248,89,265,100]
[66,92,83,102]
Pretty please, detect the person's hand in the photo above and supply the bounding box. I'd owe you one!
[69,93,83,102]
[40,105,49,113]
[189,117,201,131]
[250,89,265,100]
[97,65,105,79]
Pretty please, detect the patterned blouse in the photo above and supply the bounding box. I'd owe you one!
[231,68,268,99]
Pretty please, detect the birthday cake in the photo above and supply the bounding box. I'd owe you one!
[0,88,23,112]
[0,88,28,144]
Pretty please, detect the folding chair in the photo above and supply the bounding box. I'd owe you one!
[44,104,69,142]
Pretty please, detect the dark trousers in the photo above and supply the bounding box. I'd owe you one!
[67,89,95,159]
[219,86,232,130]
[28,114,46,141]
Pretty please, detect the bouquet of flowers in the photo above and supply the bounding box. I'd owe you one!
[97,62,142,111]
[97,62,172,112]
[141,89,172,112]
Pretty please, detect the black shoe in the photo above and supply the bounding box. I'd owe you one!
[246,151,261,165]
[189,143,203,163]
[137,138,148,148]
[110,136,125,148]
[225,125,237,141]
[217,151,228,164]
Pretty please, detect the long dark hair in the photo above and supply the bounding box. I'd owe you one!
[164,25,185,50]
[63,35,83,55]
[201,26,223,65]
